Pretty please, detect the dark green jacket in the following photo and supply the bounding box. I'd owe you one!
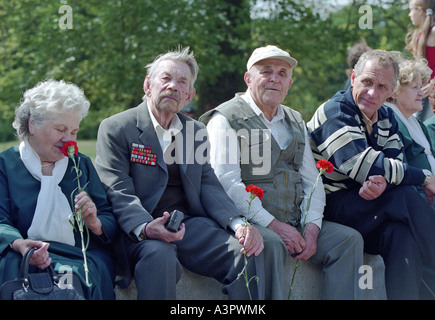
[0,146,118,299]
[393,114,435,172]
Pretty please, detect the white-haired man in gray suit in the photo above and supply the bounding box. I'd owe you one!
[95,47,287,300]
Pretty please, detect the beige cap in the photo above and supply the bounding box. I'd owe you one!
[247,45,298,70]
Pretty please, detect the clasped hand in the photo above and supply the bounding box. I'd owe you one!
[359,175,387,200]
[268,219,318,261]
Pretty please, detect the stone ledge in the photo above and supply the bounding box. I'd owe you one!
[115,253,386,300]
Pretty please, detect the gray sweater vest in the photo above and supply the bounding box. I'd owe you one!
[200,94,306,226]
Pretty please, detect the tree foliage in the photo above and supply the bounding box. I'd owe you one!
[0,0,410,141]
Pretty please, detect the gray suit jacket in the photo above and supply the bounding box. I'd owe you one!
[95,102,242,284]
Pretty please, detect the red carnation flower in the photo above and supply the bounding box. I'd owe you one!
[245,184,264,200]
[61,140,90,285]
[316,159,333,173]
[61,141,79,158]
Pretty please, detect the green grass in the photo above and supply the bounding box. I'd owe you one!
[0,140,17,153]
[75,140,97,161]
[0,140,97,162]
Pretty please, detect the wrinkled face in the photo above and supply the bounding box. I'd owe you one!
[244,59,293,109]
[28,111,80,163]
[144,59,195,117]
[409,0,425,26]
[395,77,424,118]
[351,59,396,118]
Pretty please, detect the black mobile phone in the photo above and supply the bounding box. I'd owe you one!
[165,210,184,232]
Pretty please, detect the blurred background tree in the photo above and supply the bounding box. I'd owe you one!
[0,0,410,141]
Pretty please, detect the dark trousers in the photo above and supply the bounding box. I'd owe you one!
[125,216,287,299]
[325,185,435,299]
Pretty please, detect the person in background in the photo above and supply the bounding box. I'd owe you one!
[200,45,365,299]
[424,82,435,148]
[384,57,435,206]
[0,79,118,299]
[307,49,435,299]
[343,41,372,90]
[406,0,435,121]
[95,47,287,300]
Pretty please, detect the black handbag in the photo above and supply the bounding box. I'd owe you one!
[0,248,85,300]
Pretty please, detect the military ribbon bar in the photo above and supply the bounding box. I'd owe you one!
[130,143,157,166]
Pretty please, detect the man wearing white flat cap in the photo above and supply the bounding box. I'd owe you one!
[200,45,366,299]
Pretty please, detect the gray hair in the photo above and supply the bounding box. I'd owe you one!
[392,57,432,97]
[145,47,199,90]
[12,79,90,141]
[353,49,400,86]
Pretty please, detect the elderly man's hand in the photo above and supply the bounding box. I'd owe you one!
[144,211,185,243]
[235,224,264,257]
[294,223,319,261]
[359,175,387,200]
[267,218,306,256]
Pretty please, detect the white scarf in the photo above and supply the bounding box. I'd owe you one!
[387,102,435,174]
[20,139,75,246]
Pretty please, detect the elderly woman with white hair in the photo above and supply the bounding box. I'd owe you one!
[384,57,435,203]
[0,79,118,299]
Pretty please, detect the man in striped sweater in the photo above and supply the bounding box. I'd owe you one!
[307,49,435,299]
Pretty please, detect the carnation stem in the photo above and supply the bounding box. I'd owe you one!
[288,260,300,299]
[288,170,324,299]
[240,198,256,300]
[71,154,90,286]
[242,250,253,300]
[79,223,90,286]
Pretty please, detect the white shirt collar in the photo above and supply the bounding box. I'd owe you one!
[147,104,183,153]
[148,105,183,137]
[241,90,285,124]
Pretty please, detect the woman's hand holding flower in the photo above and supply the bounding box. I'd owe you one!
[74,191,102,236]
